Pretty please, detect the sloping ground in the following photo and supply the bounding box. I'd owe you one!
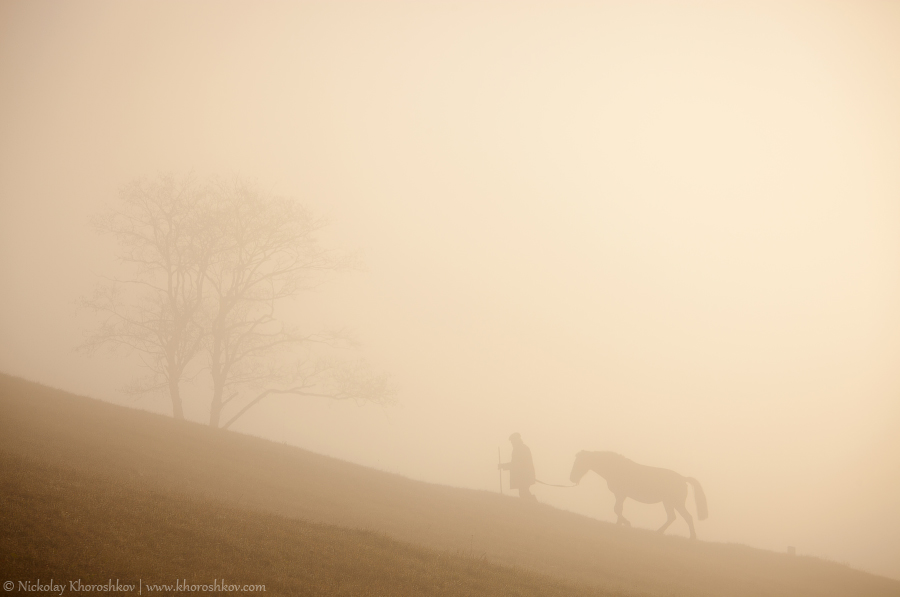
[1,451,609,596]
[1,373,898,597]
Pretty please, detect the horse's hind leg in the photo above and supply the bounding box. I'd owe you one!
[658,502,676,534]
[613,494,631,527]
[676,503,696,539]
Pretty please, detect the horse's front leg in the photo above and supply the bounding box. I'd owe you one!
[613,494,631,527]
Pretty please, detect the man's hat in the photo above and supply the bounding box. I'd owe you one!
[509,432,522,442]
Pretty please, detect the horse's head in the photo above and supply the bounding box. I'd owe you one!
[570,450,591,485]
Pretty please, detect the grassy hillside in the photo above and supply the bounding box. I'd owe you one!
[1,374,898,597]
[1,451,606,596]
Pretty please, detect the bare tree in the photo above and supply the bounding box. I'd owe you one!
[202,177,392,428]
[83,173,393,426]
[81,174,213,419]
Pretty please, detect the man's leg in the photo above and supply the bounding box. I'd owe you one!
[519,486,538,502]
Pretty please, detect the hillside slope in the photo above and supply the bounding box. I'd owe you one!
[1,374,897,597]
[1,451,609,596]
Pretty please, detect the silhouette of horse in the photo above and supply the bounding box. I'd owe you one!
[570,451,708,539]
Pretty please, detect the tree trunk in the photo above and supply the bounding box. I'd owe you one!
[168,376,184,420]
[208,307,228,428]
[209,382,223,428]
[208,336,225,428]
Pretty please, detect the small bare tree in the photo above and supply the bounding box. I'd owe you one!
[81,174,213,419]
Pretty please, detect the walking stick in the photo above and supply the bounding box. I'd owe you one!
[498,447,503,495]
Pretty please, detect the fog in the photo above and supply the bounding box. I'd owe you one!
[2,0,899,580]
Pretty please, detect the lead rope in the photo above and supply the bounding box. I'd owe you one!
[535,479,578,488]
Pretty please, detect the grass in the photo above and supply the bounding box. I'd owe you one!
[0,451,610,596]
[1,373,898,597]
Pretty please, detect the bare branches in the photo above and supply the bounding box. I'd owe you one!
[220,358,395,430]
[81,174,213,419]
[202,176,372,428]
[82,172,393,428]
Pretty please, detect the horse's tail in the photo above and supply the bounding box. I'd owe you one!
[686,477,708,520]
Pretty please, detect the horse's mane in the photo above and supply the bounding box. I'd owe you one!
[580,450,629,462]
[577,450,637,471]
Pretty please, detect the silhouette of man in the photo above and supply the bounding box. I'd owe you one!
[498,432,537,501]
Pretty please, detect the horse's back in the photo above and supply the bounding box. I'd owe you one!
[618,460,687,504]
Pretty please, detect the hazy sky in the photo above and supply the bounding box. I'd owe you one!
[2,0,899,579]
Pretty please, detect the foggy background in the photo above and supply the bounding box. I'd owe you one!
[1,0,898,579]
